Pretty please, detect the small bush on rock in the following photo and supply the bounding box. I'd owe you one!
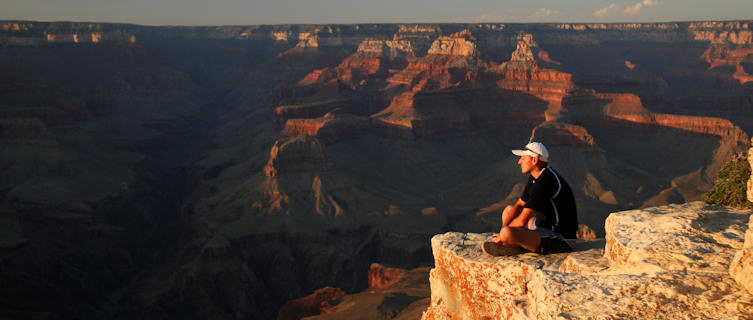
[705,156,753,209]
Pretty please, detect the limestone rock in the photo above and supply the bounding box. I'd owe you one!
[422,202,753,319]
[604,202,749,274]
[748,138,753,203]
[356,39,416,59]
[730,214,753,294]
[426,30,478,57]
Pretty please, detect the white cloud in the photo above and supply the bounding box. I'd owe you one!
[450,9,526,22]
[593,4,618,17]
[531,8,561,19]
[624,0,658,15]
[452,8,560,22]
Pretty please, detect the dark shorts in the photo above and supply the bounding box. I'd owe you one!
[535,228,573,255]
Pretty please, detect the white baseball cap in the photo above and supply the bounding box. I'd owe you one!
[512,142,549,162]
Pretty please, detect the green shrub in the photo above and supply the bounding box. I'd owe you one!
[705,156,753,209]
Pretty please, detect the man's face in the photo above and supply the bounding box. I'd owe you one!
[517,155,536,174]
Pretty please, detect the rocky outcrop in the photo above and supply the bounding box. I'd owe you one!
[731,141,753,294]
[492,34,574,114]
[372,88,547,138]
[277,287,347,320]
[357,38,416,59]
[282,109,370,144]
[274,99,359,123]
[299,38,415,89]
[368,263,408,289]
[600,93,750,145]
[387,30,485,90]
[303,265,432,320]
[529,121,596,147]
[690,21,753,45]
[749,138,753,203]
[728,214,753,295]
[422,202,753,319]
[264,135,332,177]
[427,30,478,57]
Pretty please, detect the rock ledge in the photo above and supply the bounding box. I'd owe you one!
[422,202,753,319]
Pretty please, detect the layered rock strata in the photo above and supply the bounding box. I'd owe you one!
[422,202,753,319]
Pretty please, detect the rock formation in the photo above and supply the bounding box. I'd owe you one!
[422,202,753,319]
[298,38,415,90]
[386,30,485,90]
[730,139,753,294]
[282,109,370,144]
[492,33,574,116]
[277,287,347,320]
[302,265,432,320]
[368,263,408,289]
[749,137,753,203]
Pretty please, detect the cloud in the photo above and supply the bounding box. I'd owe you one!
[624,0,658,15]
[531,8,561,19]
[450,9,526,22]
[453,8,560,22]
[593,4,618,17]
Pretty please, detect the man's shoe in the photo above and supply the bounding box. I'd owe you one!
[536,237,573,255]
[482,241,523,256]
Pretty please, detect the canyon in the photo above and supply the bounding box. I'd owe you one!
[1,21,752,319]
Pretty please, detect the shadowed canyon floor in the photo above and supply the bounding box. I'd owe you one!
[1,21,753,318]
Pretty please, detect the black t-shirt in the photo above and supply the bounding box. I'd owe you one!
[521,167,578,239]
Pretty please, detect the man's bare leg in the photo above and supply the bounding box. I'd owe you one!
[502,205,534,228]
[495,226,541,252]
[501,205,515,227]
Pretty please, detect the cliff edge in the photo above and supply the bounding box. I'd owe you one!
[422,201,753,319]
[422,141,753,319]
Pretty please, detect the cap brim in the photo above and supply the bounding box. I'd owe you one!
[512,149,547,161]
[511,149,529,157]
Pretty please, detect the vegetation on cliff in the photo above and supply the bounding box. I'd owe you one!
[705,155,753,209]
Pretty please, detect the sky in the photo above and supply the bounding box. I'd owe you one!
[1,0,752,26]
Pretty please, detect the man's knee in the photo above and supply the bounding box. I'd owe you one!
[498,226,514,241]
[502,205,512,215]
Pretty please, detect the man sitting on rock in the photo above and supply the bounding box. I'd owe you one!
[483,142,578,256]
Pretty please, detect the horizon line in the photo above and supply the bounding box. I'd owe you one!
[2,18,752,28]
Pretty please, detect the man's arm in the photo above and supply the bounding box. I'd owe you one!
[502,198,526,227]
[494,198,537,243]
[508,207,536,228]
